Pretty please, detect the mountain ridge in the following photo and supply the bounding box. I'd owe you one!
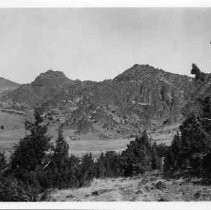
[0,64,195,139]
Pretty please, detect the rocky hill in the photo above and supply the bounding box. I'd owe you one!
[0,77,19,96]
[1,64,194,139]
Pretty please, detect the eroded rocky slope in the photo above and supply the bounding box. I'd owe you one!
[1,64,194,139]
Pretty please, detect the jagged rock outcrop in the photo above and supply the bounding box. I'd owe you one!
[1,64,194,137]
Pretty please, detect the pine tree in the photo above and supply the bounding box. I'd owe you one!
[95,153,106,178]
[95,151,123,178]
[121,131,153,176]
[10,107,51,174]
[191,63,206,82]
[200,96,211,135]
[164,133,181,174]
[0,152,6,177]
[164,112,211,177]
[151,143,161,170]
[77,153,95,187]
[53,127,69,163]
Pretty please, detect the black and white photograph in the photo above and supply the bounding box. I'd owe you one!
[0,0,211,208]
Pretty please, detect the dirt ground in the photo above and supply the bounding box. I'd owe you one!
[46,173,211,201]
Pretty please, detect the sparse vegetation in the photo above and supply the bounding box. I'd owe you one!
[0,108,97,200]
[47,173,211,201]
[0,108,164,201]
[2,91,211,201]
[10,108,52,176]
[1,64,211,201]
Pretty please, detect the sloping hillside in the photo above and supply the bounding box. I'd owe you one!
[1,64,193,139]
[0,77,19,96]
[47,173,211,201]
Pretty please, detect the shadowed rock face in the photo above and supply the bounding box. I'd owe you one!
[110,64,193,124]
[1,64,194,137]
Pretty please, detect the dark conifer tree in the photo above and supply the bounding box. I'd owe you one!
[151,143,161,170]
[78,153,95,187]
[164,111,211,176]
[121,131,153,176]
[53,127,69,163]
[10,107,51,175]
[0,152,6,177]
[164,133,181,174]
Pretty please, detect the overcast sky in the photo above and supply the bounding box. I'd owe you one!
[0,8,211,84]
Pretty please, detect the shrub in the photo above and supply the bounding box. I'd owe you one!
[0,177,34,201]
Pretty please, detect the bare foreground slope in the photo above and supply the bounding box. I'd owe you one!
[47,173,211,201]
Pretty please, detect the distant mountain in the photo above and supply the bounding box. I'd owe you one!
[2,70,71,106]
[0,77,19,96]
[1,65,194,138]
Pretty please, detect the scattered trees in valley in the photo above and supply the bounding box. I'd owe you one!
[1,64,211,201]
[0,108,163,201]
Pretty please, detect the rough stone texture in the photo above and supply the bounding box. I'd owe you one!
[1,64,194,137]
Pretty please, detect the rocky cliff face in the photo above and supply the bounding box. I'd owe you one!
[1,64,194,138]
[110,64,193,124]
